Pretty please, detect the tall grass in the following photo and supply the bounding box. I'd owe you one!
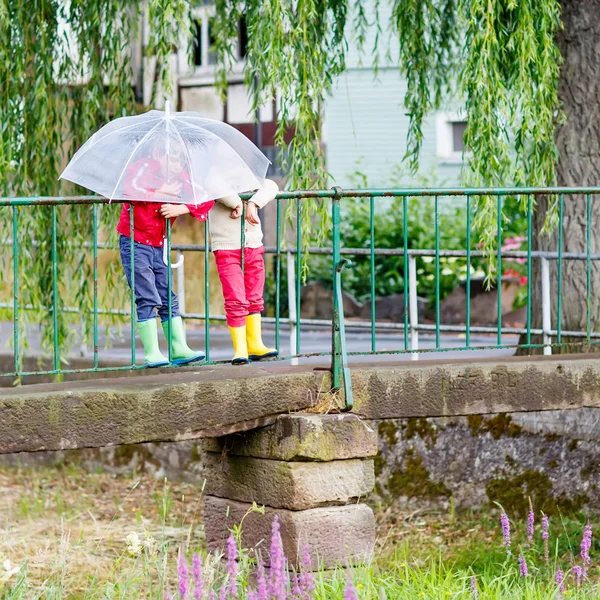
[0,467,598,599]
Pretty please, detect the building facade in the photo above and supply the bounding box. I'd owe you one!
[138,0,466,189]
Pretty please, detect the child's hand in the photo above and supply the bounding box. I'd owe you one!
[160,204,190,219]
[245,201,260,225]
[157,181,182,197]
[230,201,243,219]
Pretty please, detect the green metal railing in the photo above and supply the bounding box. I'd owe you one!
[3,187,600,410]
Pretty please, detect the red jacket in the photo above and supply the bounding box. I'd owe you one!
[116,158,214,247]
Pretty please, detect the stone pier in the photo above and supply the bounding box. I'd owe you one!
[203,413,378,569]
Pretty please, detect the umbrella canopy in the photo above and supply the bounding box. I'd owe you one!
[60,102,270,205]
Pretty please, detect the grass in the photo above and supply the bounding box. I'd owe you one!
[0,463,599,598]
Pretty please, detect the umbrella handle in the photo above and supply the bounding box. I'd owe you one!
[163,244,184,269]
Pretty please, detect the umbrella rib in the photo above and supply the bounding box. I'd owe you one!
[60,117,162,178]
[107,119,164,202]
[171,120,200,207]
[172,117,267,185]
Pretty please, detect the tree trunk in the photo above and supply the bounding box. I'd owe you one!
[520,0,600,355]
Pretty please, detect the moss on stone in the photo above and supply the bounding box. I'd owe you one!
[373,453,386,478]
[486,469,588,517]
[189,443,202,463]
[405,418,438,449]
[112,444,159,469]
[387,450,450,500]
[580,462,599,480]
[467,413,522,440]
[378,421,399,447]
[568,439,579,452]
[467,415,484,436]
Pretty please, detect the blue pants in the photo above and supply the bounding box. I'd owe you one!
[119,236,179,322]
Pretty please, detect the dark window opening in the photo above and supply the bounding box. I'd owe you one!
[193,19,202,66]
[451,121,467,153]
[238,16,248,59]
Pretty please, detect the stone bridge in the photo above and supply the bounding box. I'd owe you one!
[2,355,600,568]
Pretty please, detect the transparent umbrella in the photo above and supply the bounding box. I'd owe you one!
[59,101,270,205]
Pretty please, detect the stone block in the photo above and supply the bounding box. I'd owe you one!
[204,453,375,510]
[202,414,378,461]
[204,496,375,569]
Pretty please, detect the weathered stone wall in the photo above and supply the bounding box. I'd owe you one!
[374,409,600,516]
[4,407,600,519]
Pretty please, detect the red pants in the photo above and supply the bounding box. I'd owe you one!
[214,247,266,327]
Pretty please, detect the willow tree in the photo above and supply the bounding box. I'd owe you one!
[0,0,596,355]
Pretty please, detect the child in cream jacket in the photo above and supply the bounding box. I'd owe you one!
[210,179,279,364]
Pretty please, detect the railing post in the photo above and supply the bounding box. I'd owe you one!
[409,254,419,360]
[176,250,187,343]
[287,250,298,366]
[541,257,552,355]
[177,250,186,317]
[330,186,353,409]
[332,188,342,390]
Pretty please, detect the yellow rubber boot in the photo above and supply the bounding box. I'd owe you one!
[229,325,249,365]
[246,313,278,361]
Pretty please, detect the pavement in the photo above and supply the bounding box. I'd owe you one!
[0,320,517,372]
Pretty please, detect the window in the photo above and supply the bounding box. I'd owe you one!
[192,7,247,69]
[451,121,467,153]
[435,112,468,163]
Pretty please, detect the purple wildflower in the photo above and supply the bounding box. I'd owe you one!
[298,545,315,600]
[218,582,227,600]
[192,554,204,600]
[556,568,565,591]
[542,515,550,563]
[269,516,286,600]
[291,572,301,597]
[256,561,269,600]
[178,553,191,600]
[209,592,217,600]
[470,576,478,599]
[580,522,592,576]
[518,554,528,577]
[165,595,174,600]
[226,535,238,598]
[573,565,584,588]
[247,593,258,600]
[500,511,511,554]
[343,577,359,600]
[527,506,535,546]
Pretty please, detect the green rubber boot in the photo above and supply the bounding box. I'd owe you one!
[162,316,205,365]
[137,319,169,367]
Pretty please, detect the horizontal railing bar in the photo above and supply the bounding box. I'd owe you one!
[4,300,600,342]
[2,186,600,206]
[10,239,590,262]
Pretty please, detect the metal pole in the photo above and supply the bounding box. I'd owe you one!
[409,255,419,360]
[541,257,552,355]
[177,250,186,341]
[287,250,298,366]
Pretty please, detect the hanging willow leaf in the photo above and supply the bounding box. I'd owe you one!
[0,0,565,359]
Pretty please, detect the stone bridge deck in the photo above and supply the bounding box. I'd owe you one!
[2,354,600,455]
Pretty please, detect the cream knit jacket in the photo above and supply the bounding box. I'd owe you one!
[209,179,279,251]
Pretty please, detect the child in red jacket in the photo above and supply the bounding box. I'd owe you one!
[117,143,214,367]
